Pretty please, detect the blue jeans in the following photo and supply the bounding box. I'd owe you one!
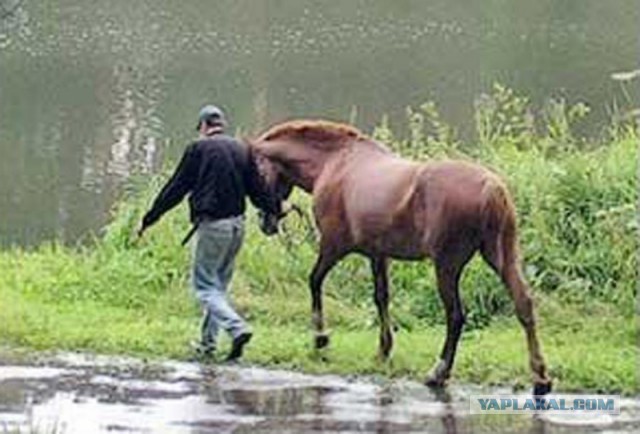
[192,216,248,349]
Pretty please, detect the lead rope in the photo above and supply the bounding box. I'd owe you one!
[277,203,317,252]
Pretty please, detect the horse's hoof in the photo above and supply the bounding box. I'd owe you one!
[533,381,552,397]
[424,360,449,388]
[314,333,330,349]
[424,375,447,388]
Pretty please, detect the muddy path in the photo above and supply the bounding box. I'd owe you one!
[0,351,638,433]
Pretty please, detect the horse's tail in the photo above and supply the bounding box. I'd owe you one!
[479,175,519,274]
[479,173,550,391]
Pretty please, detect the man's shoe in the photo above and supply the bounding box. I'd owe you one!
[191,340,216,360]
[225,332,252,361]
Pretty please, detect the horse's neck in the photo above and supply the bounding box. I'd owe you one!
[287,138,392,192]
[281,138,349,192]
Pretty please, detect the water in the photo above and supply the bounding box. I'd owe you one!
[0,0,638,246]
[1,351,639,433]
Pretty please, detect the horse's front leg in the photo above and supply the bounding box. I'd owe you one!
[371,257,393,360]
[309,248,342,349]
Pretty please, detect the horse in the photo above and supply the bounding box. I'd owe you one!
[248,119,552,396]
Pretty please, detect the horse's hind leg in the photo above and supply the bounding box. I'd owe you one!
[425,254,470,387]
[481,237,552,395]
[371,257,393,360]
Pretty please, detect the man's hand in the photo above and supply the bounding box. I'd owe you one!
[131,222,147,246]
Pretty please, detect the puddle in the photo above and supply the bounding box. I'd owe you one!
[0,352,638,433]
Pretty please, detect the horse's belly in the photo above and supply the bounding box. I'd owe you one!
[357,240,428,260]
[354,224,432,260]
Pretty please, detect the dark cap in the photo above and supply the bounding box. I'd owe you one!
[196,104,227,130]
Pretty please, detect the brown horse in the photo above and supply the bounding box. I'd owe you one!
[249,119,551,396]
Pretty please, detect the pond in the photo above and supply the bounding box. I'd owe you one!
[0,0,638,246]
[1,351,639,433]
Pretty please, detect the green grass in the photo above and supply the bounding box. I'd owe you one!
[1,280,636,393]
[1,86,637,394]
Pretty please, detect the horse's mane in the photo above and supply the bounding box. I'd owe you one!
[255,119,392,155]
[259,120,364,144]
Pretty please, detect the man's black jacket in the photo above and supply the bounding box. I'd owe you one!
[142,134,276,229]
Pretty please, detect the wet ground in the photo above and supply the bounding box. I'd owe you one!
[0,351,638,433]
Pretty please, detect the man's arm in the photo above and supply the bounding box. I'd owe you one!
[140,143,198,232]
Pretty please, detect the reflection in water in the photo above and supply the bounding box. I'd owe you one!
[0,0,638,246]
[0,354,638,434]
[0,0,29,49]
[107,64,163,181]
[108,88,136,179]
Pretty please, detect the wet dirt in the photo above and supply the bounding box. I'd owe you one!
[0,351,638,433]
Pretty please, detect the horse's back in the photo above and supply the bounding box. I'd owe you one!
[344,155,508,259]
[419,159,502,207]
[313,142,512,259]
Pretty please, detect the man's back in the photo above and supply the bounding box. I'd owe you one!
[141,134,274,229]
[188,135,249,222]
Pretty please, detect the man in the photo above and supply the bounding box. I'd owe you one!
[138,105,277,361]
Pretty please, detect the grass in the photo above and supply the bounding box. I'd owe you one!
[0,280,636,393]
[0,85,637,394]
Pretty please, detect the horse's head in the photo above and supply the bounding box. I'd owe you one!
[247,142,294,236]
[247,120,364,235]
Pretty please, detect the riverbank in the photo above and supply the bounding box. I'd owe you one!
[0,285,636,394]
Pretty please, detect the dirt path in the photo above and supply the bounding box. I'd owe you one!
[0,351,638,433]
